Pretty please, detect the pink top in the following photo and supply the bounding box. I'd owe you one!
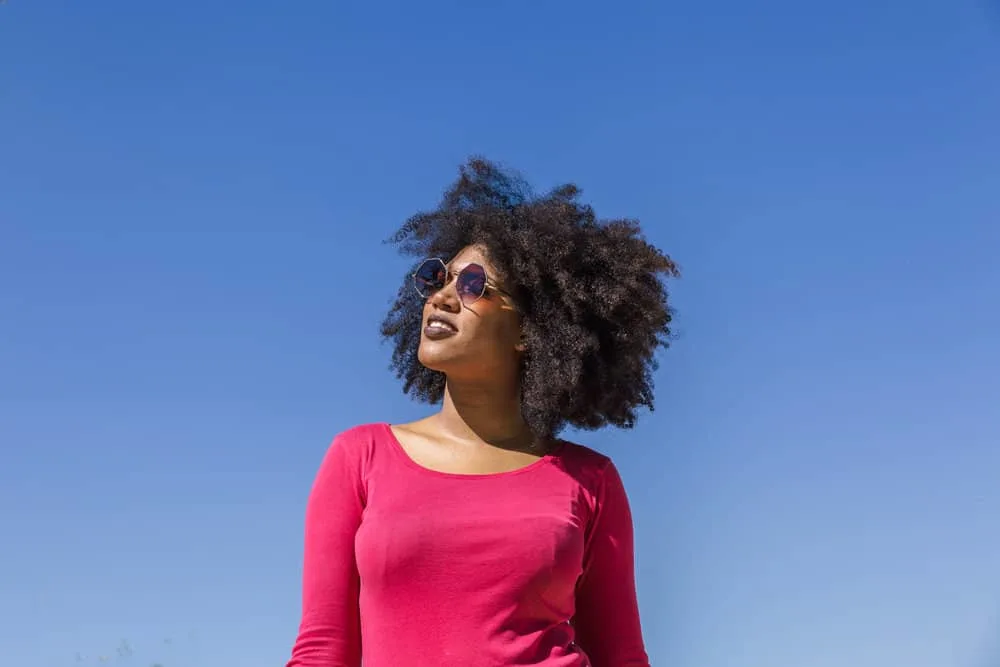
[285,423,649,667]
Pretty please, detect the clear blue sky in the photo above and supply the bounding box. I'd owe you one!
[2,1,998,666]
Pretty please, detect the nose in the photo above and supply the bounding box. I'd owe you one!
[427,277,462,312]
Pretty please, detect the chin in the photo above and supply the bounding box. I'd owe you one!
[417,341,458,373]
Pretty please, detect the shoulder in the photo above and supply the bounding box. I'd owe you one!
[320,422,395,467]
[557,439,610,465]
[549,440,636,533]
[550,439,618,493]
[311,423,397,500]
[554,438,613,470]
[331,422,392,446]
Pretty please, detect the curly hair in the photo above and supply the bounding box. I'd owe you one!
[380,158,679,438]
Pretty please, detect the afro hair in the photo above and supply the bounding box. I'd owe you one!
[380,158,679,438]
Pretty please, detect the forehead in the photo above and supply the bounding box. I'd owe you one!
[447,245,493,270]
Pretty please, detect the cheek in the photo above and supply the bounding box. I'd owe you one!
[456,297,519,348]
[478,310,520,349]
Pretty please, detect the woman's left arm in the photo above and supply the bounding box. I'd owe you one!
[573,461,650,667]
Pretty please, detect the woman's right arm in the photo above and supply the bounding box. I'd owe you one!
[286,433,365,667]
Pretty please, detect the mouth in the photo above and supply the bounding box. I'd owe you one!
[424,314,458,340]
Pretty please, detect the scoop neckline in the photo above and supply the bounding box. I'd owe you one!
[381,422,565,480]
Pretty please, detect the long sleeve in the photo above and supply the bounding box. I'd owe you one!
[573,461,650,667]
[286,433,366,667]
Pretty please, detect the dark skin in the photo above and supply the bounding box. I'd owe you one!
[391,244,551,474]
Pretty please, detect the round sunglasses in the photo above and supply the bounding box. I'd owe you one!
[413,257,509,306]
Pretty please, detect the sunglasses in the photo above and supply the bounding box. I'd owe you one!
[413,257,509,306]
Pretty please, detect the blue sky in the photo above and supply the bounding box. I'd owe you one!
[1,1,998,665]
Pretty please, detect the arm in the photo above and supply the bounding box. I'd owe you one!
[573,461,650,667]
[286,433,365,667]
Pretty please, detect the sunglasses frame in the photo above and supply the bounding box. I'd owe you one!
[412,257,509,306]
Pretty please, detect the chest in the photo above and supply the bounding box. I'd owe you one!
[354,473,590,600]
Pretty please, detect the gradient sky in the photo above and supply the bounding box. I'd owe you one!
[2,1,999,666]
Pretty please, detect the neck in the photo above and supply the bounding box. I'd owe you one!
[434,377,537,451]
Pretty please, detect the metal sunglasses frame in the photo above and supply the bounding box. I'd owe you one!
[412,257,511,305]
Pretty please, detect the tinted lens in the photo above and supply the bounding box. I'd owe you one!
[414,259,446,297]
[457,263,487,303]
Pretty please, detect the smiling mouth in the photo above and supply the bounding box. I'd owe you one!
[426,318,457,333]
[424,316,458,339]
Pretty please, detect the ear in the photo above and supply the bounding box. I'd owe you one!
[514,331,527,353]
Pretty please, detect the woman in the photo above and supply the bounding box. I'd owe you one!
[286,159,678,667]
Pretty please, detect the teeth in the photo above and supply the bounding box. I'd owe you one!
[428,320,455,331]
